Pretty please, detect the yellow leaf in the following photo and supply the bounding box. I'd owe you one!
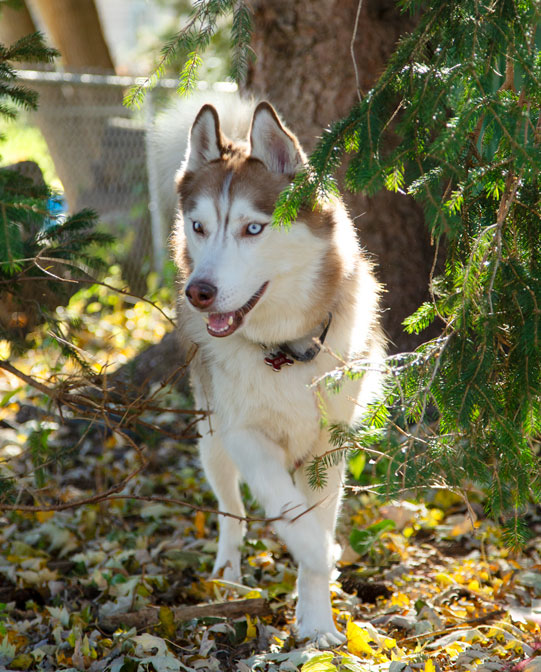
[443,641,466,657]
[390,591,410,607]
[6,631,28,650]
[428,508,444,524]
[424,660,436,672]
[383,637,396,649]
[433,490,462,509]
[9,653,33,670]
[301,652,337,672]
[347,621,376,657]
[435,572,455,586]
[158,606,176,640]
[194,511,206,539]
[451,515,477,536]
[244,589,263,599]
[36,511,55,523]
[244,614,257,641]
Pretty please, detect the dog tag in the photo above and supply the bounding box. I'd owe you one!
[264,351,294,372]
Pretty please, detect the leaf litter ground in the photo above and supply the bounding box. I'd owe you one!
[0,286,540,672]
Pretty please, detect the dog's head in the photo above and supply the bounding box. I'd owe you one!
[175,101,346,344]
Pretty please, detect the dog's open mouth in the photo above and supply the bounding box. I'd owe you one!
[206,282,268,338]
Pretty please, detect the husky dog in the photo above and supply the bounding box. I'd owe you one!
[171,98,384,646]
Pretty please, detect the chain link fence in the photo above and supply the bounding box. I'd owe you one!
[14,69,236,292]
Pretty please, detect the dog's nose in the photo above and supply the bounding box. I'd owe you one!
[185,280,217,309]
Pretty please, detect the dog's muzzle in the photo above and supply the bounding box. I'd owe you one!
[186,281,269,338]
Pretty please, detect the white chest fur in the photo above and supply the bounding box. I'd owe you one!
[193,328,365,470]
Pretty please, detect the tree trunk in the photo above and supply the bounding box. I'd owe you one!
[246,0,440,352]
[0,2,35,41]
[32,0,114,70]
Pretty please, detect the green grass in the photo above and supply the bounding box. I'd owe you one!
[0,113,62,190]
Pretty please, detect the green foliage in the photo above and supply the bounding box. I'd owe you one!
[0,32,58,124]
[349,520,396,558]
[348,450,366,480]
[297,1,541,542]
[125,0,253,107]
[28,426,53,488]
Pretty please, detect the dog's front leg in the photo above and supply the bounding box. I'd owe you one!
[294,458,347,646]
[199,434,246,582]
[222,428,344,645]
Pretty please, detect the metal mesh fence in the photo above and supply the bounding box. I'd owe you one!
[14,69,235,293]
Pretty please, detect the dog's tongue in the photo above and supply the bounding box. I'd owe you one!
[207,311,241,337]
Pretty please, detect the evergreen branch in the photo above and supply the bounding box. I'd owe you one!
[124,0,236,107]
[178,50,203,95]
[230,0,253,85]
[2,32,59,63]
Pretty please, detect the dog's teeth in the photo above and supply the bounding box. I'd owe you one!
[228,316,234,326]
[202,315,209,324]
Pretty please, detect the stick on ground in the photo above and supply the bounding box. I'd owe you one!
[99,598,272,631]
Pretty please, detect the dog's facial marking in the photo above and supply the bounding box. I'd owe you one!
[180,163,275,338]
[219,171,234,227]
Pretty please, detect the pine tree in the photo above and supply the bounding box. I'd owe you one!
[290,0,540,544]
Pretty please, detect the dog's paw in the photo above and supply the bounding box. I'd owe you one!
[296,624,346,649]
[315,629,347,649]
[211,558,241,584]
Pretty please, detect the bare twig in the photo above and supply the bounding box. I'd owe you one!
[0,461,148,514]
[350,0,364,103]
[398,609,506,644]
[487,171,521,314]
[0,492,320,527]
[33,254,176,328]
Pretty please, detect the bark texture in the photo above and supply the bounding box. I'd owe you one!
[0,2,35,41]
[32,0,114,69]
[246,0,439,351]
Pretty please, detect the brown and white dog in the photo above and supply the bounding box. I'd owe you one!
[171,97,384,646]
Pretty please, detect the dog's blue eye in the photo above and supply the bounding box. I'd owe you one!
[246,223,264,236]
[192,220,204,235]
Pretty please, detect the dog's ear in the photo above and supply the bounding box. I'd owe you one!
[250,102,305,174]
[184,104,223,172]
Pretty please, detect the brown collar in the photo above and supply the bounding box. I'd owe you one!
[262,313,332,372]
